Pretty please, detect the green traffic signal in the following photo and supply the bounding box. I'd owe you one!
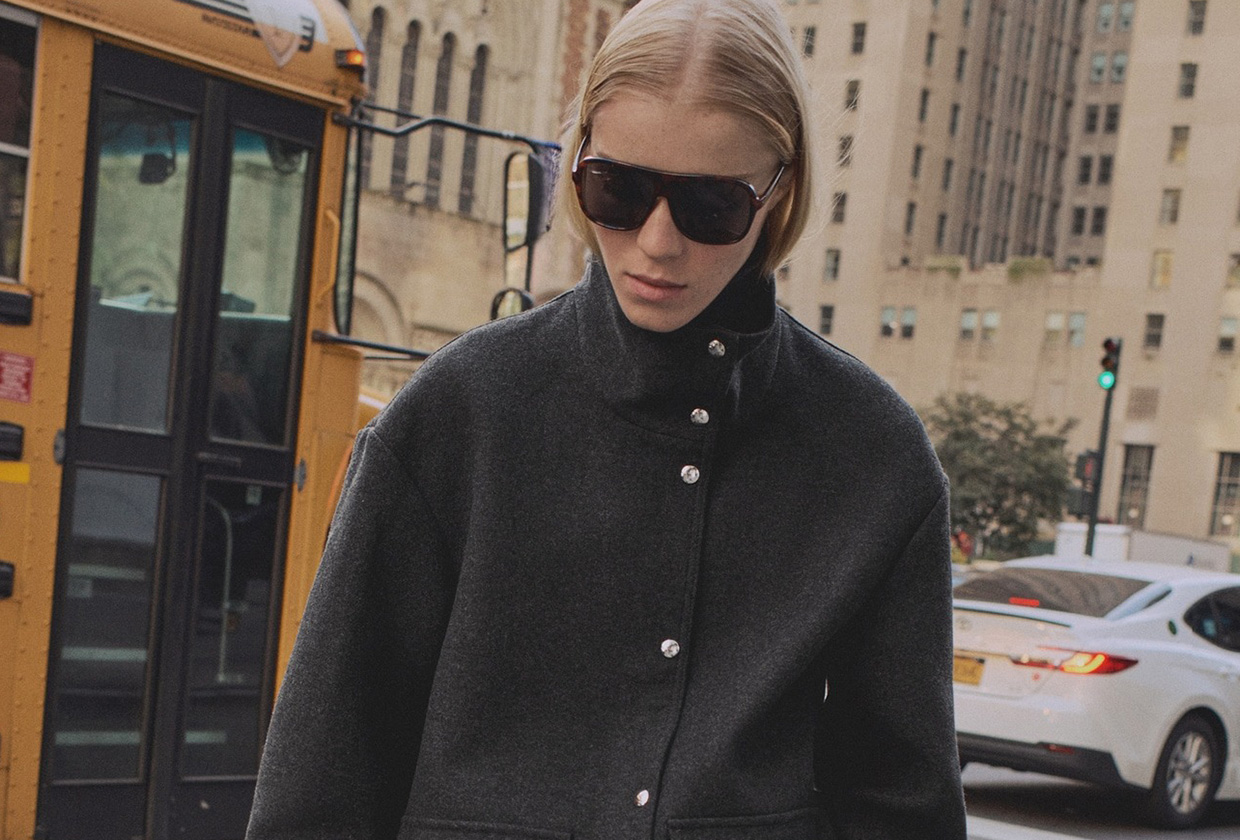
[1098,370,1116,389]
[1098,337,1122,390]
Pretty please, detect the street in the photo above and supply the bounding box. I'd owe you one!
[963,764,1240,839]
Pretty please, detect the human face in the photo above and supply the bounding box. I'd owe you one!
[585,92,787,332]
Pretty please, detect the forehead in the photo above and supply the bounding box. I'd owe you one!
[589,91,777,180]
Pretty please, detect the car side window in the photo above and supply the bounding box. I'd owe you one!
[1186,588,1240,653]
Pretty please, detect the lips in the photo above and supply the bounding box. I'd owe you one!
[625,272,686,303]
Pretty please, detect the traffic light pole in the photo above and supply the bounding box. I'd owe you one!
[1086,337,1122,555]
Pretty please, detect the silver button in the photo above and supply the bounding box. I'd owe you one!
[635,789,650,807]
[680,465,700,484]
[690,408,710,425]
[661,639,681,658]
[707,339,726,357]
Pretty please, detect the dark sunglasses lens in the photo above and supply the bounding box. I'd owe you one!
[670,180,755,245]
[577,160,657,229]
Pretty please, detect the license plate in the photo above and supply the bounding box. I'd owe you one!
[953,655,984,686]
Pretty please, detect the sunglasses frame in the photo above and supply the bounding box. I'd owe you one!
[570,133,787,246]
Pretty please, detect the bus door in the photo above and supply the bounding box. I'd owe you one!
[39,44,321,840]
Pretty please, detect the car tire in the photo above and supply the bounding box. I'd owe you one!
[1144,713,1223,829]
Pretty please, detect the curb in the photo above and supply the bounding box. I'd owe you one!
[966,816,1088,840]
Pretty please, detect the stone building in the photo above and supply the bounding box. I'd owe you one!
[781,0,1239,557]
[339,0,629,395]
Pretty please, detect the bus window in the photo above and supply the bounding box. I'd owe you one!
[48,468,162,782]
[209,127,310,446]
[79,94,193,433]
[0,9,35,282]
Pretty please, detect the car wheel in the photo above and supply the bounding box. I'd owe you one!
[1145,713,1223,829]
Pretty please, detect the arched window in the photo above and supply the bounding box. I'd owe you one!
[424,32,455,209]
[360,7,385,189]
[390,21,420,198]
[458,45,488,215]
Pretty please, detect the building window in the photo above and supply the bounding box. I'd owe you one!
[956,48,967,81]
[819,304,834,335]
[1077,155,1093,185]
[803,25,816,56]
[1084,104,1099,133]
[918,88,930,122]
[360,7,386,190]
[905,202,917,236]
[1210,452,1240,537]
[458,45,489,215]
[963,0,972,26]
[845,79,861,110]
[824,248,841,281]
[949,103,960,136]
[1071,206,1087,236]
[1118,1,1135,31]
[838,135,854,167]
[1179,63,1198,98]
[1098,154,1114,185]
[1188,1,1207,36]
[900,307,917,339]
[911,144,923,178]
[0,12,34,282]
[1111,51,1128,83]
[936,213,948,249]
[1151,250,1174,288]
[852,21,867,54]
[1068,312,1087,347]
[1144,313,1165,349]
[1089,51,1107,83]
[880,305,896,337]
[1117,445,1154,529]
[390,22,422,198]
[424,32,457,210]
[925,31,936,66]
[1044,311,1065,345]
[1169,126,1190,163]
[1227,254,1240,288]
[1103,104,1120,133]
[1097,1,1114,33]
[942,158,954,191]
[959,308,978,340]
[832,192,847,223]
[1159,189,1181,225]
[981,309,1000,341]
[1091,206,1107,236]
[1220,317,1238,353]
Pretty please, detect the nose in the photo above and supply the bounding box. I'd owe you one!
[635,197,688,260]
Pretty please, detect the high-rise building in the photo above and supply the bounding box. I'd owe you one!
[783,0,1239,559]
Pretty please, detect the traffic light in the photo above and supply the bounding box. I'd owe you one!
[1098,337,1122,390]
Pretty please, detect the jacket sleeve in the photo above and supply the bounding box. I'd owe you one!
[815,487,967,839]
[247,426,454,840]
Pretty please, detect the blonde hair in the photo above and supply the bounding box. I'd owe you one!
[558,0,814,278]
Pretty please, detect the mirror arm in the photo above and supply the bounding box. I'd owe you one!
[311,329,432,359]
[333,106,559,156]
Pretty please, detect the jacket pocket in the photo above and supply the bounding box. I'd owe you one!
[399,817,572,840]
[667,807,825,840]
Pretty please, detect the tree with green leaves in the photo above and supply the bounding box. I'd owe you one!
[921,392,1072,559]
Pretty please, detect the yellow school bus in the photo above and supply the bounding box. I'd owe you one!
[0,1,370,837]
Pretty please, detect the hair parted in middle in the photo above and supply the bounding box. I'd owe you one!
[557,0,816,279]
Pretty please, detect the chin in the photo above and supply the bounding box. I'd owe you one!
[618,301,692,333]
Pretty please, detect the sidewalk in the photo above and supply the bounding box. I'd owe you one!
[967,816,1087,840]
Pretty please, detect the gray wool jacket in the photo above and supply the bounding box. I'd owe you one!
[246,258,967,840]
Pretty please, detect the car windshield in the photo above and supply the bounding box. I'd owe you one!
[953,567,1153,617]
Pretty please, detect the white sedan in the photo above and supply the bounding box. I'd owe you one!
[952,555,1240,828]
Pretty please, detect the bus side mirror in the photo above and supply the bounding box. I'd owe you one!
[503,151,547,253]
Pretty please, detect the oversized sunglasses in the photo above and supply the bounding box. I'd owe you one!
[571,135,787,246]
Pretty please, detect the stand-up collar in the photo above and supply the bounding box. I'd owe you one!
[572,256,783,433]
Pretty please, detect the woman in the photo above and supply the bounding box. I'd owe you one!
[247,1,967,838]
